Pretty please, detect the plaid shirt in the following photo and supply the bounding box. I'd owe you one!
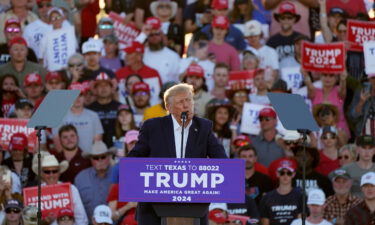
[344,200,375,225]
[324,194,362,223]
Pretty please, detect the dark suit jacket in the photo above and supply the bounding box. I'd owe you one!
[127,115,227,225]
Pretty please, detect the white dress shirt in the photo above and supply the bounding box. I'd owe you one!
[171,115,192,158]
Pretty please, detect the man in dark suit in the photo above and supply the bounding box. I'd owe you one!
[128,83,227,225]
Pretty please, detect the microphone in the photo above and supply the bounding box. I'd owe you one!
[181,111,188,121]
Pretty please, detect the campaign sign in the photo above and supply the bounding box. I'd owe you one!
[0,119,37,152]
[347,20,375,52]
[280,66,303,92]
[363,41,375,75]
[302,41,345,74]
[228,70,255,93]
[119,158,245,203]
[23,183,73,218]
[109,12,140,49]
[240,103,287,135]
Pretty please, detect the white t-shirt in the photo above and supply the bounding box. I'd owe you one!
[178,57,215,91]
[249,93,270,105]
[52,109,103,153]
[291,218,332,225]
[23,20,71,59]
[144,47,181,83]
[256,45,279,70]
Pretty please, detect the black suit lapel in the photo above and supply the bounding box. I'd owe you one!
[185,118,199,158]
[163,115,176,157]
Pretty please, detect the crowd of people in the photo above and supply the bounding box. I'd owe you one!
[0,0,375,224]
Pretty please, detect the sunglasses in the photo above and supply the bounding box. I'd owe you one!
[50,16,62,22]
[99,24,113,30]
[92,155,107,161]
[279,16,295,21]
[318,111,332,117]
[6,208,21,214]
[157,4,171,9]
[38,2,52,8]
[322,133,336,140]
[5,27,20,33]
[68,62,83,68]
[197,41,208,48]
[338,155,350,160]
[58,216,73,221]
[234,92,247,97]
[259,117,272,122]
[43,169,59,174]
[279,170,293,176]
[149,32,162,37]
[284,140,298,146]
[134,91,149,96]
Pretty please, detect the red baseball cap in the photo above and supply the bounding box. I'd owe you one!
[186,63,204,78]
[36,0,52,3]
[145,16,162,30]
[233,135,251,147]
[212,16,230,29]
[278,1,297,15]
[258,107,277,118]
[132,82,150,94]
[8,36,28,48]
[4,18,21,30]
[211,0,228,10]
[277,158,297,172]
[9,133,28,151]
[57,208,74,219]
[68,82,89,94]
[208,209,228,223]
[46,71,62,82]
[95,72,112,86]
[24,73,43,87]
[124,41,144,54]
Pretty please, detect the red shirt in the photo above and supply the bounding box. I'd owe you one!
[53,149,91,183]
[116,64,162,86]
[80,0,100,38]
[107,184,137,225]
[315,151,340,177]
[1,98,16,117]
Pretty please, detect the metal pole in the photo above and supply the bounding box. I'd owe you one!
[36,126,46,225]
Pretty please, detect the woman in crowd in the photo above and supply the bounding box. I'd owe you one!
[229,0,254,24]
[114,104,137,140]
[66,53,85,84]
[242,50,259,71]
[0,74,24,118]
[315,126,340,176]
[100,34,123,73]
[338,144,357,167]
[225,81,250,117]
[206,99,236,157]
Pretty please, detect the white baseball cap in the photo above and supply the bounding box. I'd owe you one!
[93,205,113,224]
[209,203,227,211]
[82,39,101,54]
[361,172,375,186]
[243,20,262,37]
[307,189,325,206]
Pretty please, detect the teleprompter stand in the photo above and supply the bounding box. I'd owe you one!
[153,203,208,225]
[27,90,79,225]
[267,93,319,225]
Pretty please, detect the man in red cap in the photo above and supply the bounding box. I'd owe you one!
[199,0,246,51]
[23,73,44,105]
[142,16,181,84]
[2,132,35,188]
[115,40,162,105]
[87,72,121,148]
[0,18,38,64]
[266,1,305,68]
[182,63,213,117]
[259,159,302,225]
[250,107,285,167]
[0,36,47,88]
[57,208,75,225]
[45,71,66,91]
[130,81,151,126]
[208,15,240,71]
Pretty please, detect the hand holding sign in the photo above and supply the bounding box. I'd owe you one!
[347,20,375,51]
[302,41,345,74]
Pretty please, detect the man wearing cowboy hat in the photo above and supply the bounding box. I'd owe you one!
[32,153,88,225]
[266,1,305,68]
[75,141,115,221]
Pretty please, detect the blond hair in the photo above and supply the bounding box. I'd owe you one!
[163,83,194,109]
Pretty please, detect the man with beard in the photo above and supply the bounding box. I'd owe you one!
[266,1,303,68]
[182,63,213,117]
[88,72,121,148]
[239,144,273,206]
[54,124,91,183]
[142,17,180,83]
[130,82,151,126]
[210,63,229,100]
[2,133,34,188]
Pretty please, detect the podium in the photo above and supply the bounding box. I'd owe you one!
[153,203,208,225]
[119,158,245,225]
